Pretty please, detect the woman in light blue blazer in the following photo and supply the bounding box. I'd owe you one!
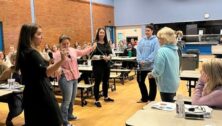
[148,27,180,102]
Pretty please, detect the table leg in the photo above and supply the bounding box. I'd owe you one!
[188,80,191,96]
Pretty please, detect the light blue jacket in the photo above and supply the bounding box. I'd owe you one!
[151,44,180,93]
[136,35,159,71]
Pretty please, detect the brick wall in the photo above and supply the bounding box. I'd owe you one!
[0,0,31,53]
[0,0,114,53]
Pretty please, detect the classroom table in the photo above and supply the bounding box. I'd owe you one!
[211,45,222,58]
[0,84,24,97]
[78,65,131,72]
[111,56,136,62]
[180,70,200,96]
[126,102,222,126]
[0,90,12,97]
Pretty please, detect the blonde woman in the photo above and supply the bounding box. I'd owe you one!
[148,27,179,102]
[192,59,222,108]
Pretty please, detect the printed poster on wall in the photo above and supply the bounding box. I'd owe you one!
[117,33,124,43]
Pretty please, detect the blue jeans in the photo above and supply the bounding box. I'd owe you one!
[59,74,78,124]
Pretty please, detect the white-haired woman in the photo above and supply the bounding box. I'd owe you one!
[148,27,180,102]
[192,59,222,108]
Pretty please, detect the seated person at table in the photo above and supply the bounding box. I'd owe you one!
[77,45,89,64]
[121,42,136,68]
[109,40,116,57]
[0,51,8,73]
[77,54,91,84]
[120,42,136,78]
[0,53,23,126]
[77,54,89,64]
[78,72,91,84]
[192,59,222,108]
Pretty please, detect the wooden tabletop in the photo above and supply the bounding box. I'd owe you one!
[126,102,222,126]
[78,65,131,72]
[180,70,200,79]
[0,90,12,97]
[112,56,136,61]
[212,45,222,54]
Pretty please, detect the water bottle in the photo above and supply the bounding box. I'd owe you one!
[128,50,132,58]
[8,78,15,90]
[87,59,91,66]
[176,94,185,118]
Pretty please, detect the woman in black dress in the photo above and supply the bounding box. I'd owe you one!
[15,24,66,126]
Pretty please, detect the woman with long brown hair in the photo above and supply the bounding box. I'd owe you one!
[91,28,114,107]
[15,23,66,125]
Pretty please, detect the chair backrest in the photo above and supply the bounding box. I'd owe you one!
[186,49,200,68]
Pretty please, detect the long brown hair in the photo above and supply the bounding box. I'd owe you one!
[15,23,41,71]
[95,28,108,44]
[202,59,222,95]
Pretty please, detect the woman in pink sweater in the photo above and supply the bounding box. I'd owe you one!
[54,34,96,126]
[192,59,222,108]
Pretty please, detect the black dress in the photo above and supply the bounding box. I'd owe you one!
[20,49,62,126]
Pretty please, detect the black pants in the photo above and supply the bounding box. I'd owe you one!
[137,71,156,101]
[6,93,23,123]
[93,65,110,101]
[160,92,176,102]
